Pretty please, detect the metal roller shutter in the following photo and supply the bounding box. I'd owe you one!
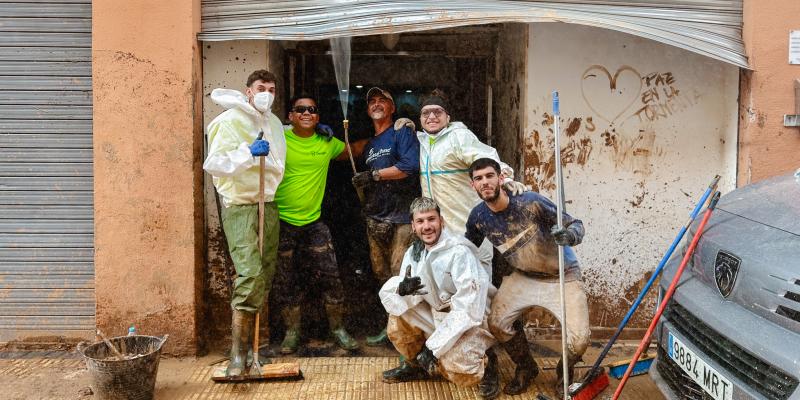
[0,1,94,342]
[199,0,747,68]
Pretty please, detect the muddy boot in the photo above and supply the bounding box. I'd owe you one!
[555,353,580,399]
[366,328,389,347]
[382,359,429,383]
[501,330,539,395]
[226,310,254,377]
[326,303,360,351]
[478,348,501,399]
[280,306,301,355]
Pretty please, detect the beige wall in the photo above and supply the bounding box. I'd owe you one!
[739,0,800,185]
[525,23,739,330]
[93,0,204,355]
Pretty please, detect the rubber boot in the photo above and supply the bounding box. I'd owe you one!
[280,306,301,355]
[382,358,429,383]
[478,348,501,399]
[325,303,360,351]
[366,328,389,347]
[555,353,580,399]
[226,310,254,377]
[501,330,539,395]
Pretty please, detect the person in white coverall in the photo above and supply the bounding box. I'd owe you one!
[379,197,500,399]
[396,89,527,271]
[203,70,286,378]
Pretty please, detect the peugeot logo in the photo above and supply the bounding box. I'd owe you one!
[714,250,741,298]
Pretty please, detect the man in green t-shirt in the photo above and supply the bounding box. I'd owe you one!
[273,94,368,354]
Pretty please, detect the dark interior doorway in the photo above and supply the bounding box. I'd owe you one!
[268,27,498,346]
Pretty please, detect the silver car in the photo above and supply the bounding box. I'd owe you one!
[651,171,800,400]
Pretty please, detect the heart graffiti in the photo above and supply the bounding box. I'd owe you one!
[581,65,642,125]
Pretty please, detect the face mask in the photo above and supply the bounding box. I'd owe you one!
[253,92,274,113]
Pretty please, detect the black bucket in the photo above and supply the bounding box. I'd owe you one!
[77,335,168,400]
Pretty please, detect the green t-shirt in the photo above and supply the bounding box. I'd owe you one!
[275,128,345,226]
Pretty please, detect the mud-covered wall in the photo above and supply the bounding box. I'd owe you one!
[738,0,800,185]
[93,0,204,355]
[493,24,528,173]
[524,23,739,331]
[201,40,274,348]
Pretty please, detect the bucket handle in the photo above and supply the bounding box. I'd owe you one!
[76,341,88,355]
[158,334,169,350]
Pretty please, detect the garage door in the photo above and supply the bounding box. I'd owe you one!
[0,1,94,342]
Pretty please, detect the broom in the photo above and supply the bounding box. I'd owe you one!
[570,175,720,400]
[611,191,721,399]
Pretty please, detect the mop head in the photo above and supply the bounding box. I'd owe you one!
[211,362,303,382]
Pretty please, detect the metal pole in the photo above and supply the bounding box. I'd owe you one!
[552,91,570,399]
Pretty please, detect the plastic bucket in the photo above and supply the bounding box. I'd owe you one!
[77,335,168,400]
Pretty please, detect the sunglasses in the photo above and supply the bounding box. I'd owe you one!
[421,108,445,119]
[292,105,319,114]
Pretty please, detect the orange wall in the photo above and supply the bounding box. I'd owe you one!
[739,0,800,185]
[92,0,204,355]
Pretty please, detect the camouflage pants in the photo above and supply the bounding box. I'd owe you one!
[272,219,345,307]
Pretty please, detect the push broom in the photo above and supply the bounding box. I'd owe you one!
[611,191,721,399]
[569,175,720,400]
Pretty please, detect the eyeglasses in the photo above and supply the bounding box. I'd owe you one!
[292,105,319,114]
[421,108,445,119]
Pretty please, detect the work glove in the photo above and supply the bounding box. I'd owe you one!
[316,123,334,141]
[249,139,270,157]
[415,345,438,376]
[411,239,425,262]
[551,225,578,246]
[394,118,416,132]
[351,171,373,189]
[398,270,427,296]
[503,178,529,196]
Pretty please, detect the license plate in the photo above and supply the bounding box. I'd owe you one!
[668,332,733,400]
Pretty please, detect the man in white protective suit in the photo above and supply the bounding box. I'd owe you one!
[203,70,286,378]
[395,89,527,272]
[379,197,502,399]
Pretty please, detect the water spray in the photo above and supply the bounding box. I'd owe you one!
[330,37,357,174]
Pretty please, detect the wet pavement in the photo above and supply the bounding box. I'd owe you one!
[0,340,664,400]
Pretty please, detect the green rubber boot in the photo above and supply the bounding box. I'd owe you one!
[326,303,360,351]
[280,306,301,355]
[226,310,254,377]
[366,328,389,347]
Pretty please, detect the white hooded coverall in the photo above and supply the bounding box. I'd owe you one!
[379,228,497,386]
[417,122,515,269]
[203,88,287,207]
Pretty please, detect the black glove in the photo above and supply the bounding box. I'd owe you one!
[411,239,425,262]
[415,346,438,375]
[550,225,578,246]
[351,171,373,189]
[398,273,427,296]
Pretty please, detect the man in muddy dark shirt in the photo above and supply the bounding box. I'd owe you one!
[351,87,420,346]
[465,158,590,398]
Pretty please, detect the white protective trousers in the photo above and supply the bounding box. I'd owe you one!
[489,271,591,357]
